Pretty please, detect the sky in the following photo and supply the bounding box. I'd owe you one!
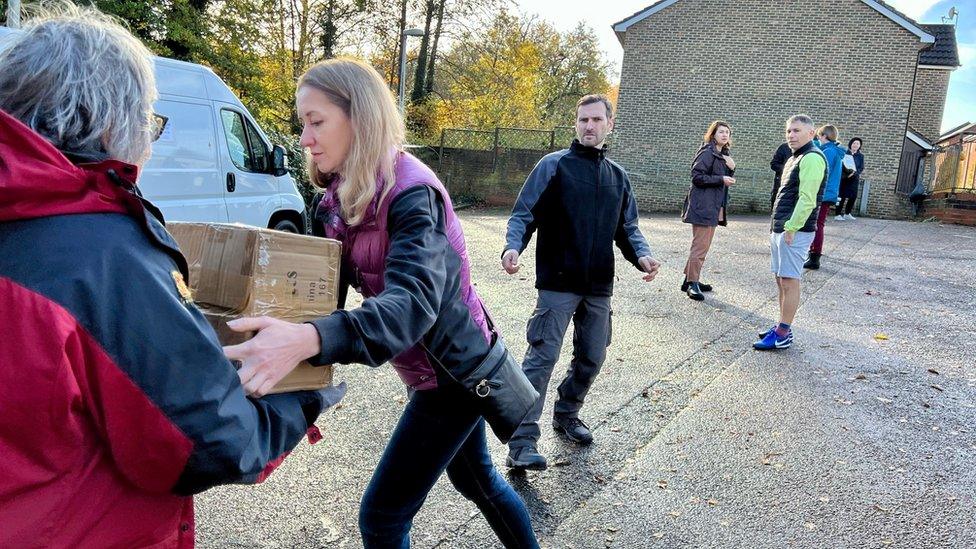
[516,0,975,134]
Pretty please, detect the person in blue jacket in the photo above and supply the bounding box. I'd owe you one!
[804,125,844,270]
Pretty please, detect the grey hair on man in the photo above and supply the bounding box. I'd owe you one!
[787,114,814,128]
[0,3,157,165]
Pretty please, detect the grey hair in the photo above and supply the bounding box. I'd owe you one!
[0,3,157,164]
[787,114,815,128]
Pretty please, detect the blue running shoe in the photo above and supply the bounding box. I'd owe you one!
[753,329,793,350]
[758,325,777,338]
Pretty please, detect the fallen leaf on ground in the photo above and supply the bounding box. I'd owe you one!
[707,499,719,506]
[928,368,940,375]
[652,532,665,539]
[553,458,571,467]
[874,504,891,513]
[931,384,944,392]
[657,480,668,489]
[668,511,681,518]
[873,333,889,341]
[853,373,867,380]
[606,526,618,533]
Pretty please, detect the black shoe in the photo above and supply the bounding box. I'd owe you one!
[553,416,593,445]
[506,446,548,470]
[682,279,712,293]
[804,252,821,270]
[686,281,705,301]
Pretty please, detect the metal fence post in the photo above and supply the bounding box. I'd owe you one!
[492,127,500,172]
[438,129,445,170]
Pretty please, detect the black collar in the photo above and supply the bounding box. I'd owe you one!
[570,139,608,160]
[792,141,816,157]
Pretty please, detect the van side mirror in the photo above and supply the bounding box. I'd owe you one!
[271,145,289,177]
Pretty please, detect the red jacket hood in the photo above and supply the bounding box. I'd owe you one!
[0,108,141,223]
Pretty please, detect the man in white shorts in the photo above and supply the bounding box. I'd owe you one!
[755,115,827,350]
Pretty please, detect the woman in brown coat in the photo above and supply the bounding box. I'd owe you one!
[680,120,735,301]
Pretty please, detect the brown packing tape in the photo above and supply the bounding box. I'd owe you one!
[202,307,333,394]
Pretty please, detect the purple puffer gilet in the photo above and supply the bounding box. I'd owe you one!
[320,151,490,390]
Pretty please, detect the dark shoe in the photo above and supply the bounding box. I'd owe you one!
[506,446,548,471]
[803,252,821,270]
[681,279,712,292]
[686,281,705,301]
[553,416,593,445]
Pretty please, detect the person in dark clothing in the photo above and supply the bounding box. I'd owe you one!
[770,142,792,208]
[836,138,864,220]
[680,120,735,301]
[0,8,343,548]
[222,59,538,548]
[500,94,660,470]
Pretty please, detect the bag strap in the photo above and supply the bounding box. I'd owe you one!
[417,299,498,386]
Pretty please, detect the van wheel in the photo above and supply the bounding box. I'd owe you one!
[272,219,300,233]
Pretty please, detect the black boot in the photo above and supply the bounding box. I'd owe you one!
[804,252,821,270]
[686,281,705,301]
[682,279,712,292]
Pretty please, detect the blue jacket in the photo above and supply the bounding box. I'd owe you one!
[817,140,845,203]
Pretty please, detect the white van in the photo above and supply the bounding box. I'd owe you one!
[0,26,307,233]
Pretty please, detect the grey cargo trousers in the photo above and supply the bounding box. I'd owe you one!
[508,290,612,450]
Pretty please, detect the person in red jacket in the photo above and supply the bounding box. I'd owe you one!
[0,7,344,548]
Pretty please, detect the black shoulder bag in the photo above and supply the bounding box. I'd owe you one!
[420,308,539,443]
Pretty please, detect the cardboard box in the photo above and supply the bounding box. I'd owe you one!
[168,222,342,394]
[201,307,333,393]
[168,222,341,320]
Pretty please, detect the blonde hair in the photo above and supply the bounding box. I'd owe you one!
[298,58,405,226]
[0,2,157,164]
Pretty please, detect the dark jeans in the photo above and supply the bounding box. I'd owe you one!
[359,386,538,548]
[835,198,856,215]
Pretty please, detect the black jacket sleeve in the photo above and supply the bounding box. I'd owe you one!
[613,172,653,270]
[504,152,560,254]
[308,186,449,367]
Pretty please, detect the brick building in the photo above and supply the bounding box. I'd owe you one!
[611,0,960,218]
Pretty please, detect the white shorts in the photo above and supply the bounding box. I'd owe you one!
[770,231,815,279]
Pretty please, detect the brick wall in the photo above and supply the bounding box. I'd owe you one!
[908,67,951,141]
[922,192,976,226]
[613,0,926,219]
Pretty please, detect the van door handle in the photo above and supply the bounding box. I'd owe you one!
[226,173,236,192]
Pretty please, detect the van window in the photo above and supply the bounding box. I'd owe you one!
[220,110,252,171]
[220,109,270,173]
[244,119,270,172]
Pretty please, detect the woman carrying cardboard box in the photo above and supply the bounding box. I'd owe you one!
[223,59,538,548]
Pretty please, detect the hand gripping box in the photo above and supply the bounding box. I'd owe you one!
[168,222,341,393]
